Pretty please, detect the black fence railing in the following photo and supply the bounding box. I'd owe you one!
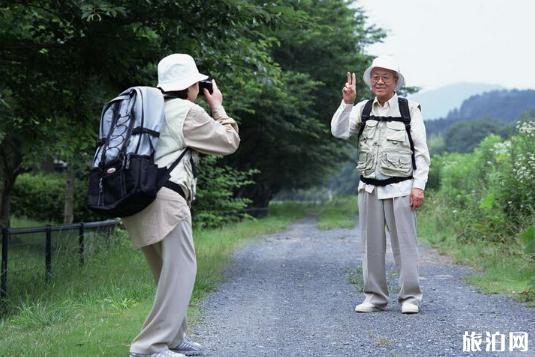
[0,219,119,299]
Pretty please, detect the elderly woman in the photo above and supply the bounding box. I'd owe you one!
[331,56,430,315]
[123,54,240,357]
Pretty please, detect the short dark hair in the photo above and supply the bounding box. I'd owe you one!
[163,89,188,99]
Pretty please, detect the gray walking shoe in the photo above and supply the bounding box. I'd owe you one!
[171,336,203,356]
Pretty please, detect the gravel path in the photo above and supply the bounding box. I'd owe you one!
[192,217,534,356]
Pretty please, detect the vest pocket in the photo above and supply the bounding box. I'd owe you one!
[379,152,412,177]
[361,120,378,139]
[384,121,409,151]
[356,147,374,175]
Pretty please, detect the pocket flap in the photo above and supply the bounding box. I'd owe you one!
[386,130,406,142]
[385,152,411,166]
[386,121,405,130]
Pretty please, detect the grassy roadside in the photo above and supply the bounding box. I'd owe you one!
[418,194,535,305]
[295,195,357,230]
[315,196,357,230]
[0,203,308,356]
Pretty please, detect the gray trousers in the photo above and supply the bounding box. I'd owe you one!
[130,220,197,354]
[358,190,422,308]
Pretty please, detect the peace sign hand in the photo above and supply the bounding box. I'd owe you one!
[342,72,357,104]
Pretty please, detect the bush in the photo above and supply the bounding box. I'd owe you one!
[192,156,255,229]
[11,172,99,223]
[431,117,535,243]
[13,159,255,229]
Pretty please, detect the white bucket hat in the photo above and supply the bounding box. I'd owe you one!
[363,56,405,91]
[157,54,208,92]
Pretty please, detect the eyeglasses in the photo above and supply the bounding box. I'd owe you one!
[371,75,395,84]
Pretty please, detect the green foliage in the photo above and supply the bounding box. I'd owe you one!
[420,116,535,300]
[193,156,256,229]
[272,195,357,229]
[221,0,385,205]
[418,194,535,303]
[0,0,384,224]
[443,117,509,153]
[0,202,309,355]
[11,173,96,223]
[425,90,535,137]
[427,134,446,155]
[519,226,535,256]
[314,196,357,230]
[12,164,255,228]
[430,116,535,243]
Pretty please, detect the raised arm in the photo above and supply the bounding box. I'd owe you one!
[331,72,361,139]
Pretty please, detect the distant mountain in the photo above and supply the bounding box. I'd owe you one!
[444,89,535,121]
[409,82,505,120]
[425,89,535,137]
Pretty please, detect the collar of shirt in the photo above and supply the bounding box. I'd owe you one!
[372,93,398,114]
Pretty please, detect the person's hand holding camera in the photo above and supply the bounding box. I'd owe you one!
[203,79,223,110]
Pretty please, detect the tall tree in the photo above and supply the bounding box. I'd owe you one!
[0,0,385,224]
[228,0,385,206]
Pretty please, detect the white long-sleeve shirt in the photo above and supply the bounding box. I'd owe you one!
[331,94,430,199]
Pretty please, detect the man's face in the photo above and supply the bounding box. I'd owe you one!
[370,67,397,101]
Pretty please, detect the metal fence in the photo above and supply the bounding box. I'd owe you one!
[0,219,119,299]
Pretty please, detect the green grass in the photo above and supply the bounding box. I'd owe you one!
[270,196,357,230]
[347,266,363,292]
[0,202,309,356]
[313,196,357,230]
[418,194,535,304]
[11,216,54,227]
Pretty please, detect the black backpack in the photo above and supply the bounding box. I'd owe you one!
[87,87,187,217]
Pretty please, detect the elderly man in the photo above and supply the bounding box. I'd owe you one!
[331,56,430,314]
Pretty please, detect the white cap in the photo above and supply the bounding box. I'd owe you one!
[363,56,405,91]
[157,54,208,92]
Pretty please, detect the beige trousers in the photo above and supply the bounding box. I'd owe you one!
[358,190,422,308]
[130,219,197,354]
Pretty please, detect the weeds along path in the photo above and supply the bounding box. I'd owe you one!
[193,217,534,356]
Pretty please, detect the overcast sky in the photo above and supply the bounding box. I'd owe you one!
[357,0,534,92]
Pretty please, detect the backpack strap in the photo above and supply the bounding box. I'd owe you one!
[357,99,374,140]
[398,97,417,170]
[167,148,190,174]
[131,127,160,137]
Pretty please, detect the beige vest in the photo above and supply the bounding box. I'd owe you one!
[357,119,413,179]
[154,98,200,201]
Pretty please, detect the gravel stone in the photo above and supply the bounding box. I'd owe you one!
[192,218,534,356]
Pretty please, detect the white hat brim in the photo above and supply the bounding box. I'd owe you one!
[157,73,208,92]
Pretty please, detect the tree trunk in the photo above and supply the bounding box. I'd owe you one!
[0,135,23,228]
[238,182,276,210]
[63,165,74,224]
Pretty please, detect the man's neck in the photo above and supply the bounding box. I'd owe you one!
[376,93,395,106]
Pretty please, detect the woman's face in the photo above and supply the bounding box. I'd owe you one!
[187,82,199,102]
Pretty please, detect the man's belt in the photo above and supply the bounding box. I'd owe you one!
[360,175,413,187]
[163,181,187,200]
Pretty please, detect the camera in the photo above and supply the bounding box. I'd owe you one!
[199,79,213,95]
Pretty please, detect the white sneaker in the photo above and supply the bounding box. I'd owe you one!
[354,302,384,313]
[171,336,203,356]
[130,350,186,357]
[401,302,419,314]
